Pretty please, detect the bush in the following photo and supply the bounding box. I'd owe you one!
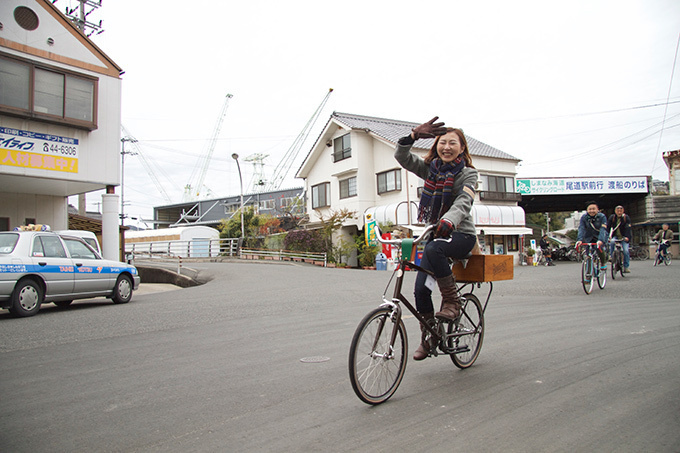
[283,229,327,253]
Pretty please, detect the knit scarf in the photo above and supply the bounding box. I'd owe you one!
[418,156,465,224]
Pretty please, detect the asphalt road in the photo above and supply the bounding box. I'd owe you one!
[1,259,679,452]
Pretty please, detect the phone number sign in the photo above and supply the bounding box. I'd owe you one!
[0,127,79,173]
[516,177,648,195]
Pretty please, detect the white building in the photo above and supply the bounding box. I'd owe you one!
[0,0,123,259]
[296,112,532,266]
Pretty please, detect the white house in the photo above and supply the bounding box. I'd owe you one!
[296,112,531,266]
[0,0,123,259]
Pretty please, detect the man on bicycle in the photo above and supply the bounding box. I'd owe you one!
[607,205,632,273]
[653,223,674,258]
[539,234,555,266]
[575,201,608,269]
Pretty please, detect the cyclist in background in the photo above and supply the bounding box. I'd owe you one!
[575,201,608,270]
[653,223,674,259]
[539,234,555,266]
[607,205,632,273]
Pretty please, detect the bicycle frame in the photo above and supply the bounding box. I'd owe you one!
[376,226,491,354]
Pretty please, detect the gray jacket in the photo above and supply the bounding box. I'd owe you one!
[394,142,478,236]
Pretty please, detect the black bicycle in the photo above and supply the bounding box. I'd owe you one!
[348,225,492,405]
[610,238,626,279]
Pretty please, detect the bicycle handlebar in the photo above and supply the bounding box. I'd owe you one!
[374,224,435,246]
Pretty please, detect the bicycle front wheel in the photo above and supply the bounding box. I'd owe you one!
[611,250,618,280]
[665,253,672,265]
[348,307,408,405]
[447,293,484,369]
[582,256,594,294]
[597,256,607,289]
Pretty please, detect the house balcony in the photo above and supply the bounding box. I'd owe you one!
[479,191,522,202]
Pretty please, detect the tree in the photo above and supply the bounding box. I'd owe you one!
[318,208,357,257]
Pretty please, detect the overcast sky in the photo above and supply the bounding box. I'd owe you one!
[64,0,680,225]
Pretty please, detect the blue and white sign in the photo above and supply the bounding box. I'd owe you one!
[517,177,648,195]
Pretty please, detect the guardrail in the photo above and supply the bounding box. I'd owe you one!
[125,238,239,258]
[240,248,327,267]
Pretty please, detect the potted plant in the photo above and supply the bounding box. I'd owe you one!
[526,247,535,265]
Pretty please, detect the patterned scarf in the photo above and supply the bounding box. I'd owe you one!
[418,156,465,224]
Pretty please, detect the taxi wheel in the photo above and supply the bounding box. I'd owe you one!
[9,280,43,317]
[112,275,133,304]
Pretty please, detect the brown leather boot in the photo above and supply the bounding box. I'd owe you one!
[413,312,435,361]
[435,274,461,321]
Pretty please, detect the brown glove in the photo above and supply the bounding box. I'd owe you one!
[411,116,447,140]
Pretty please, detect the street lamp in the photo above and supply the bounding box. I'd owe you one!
[232,153,245,238]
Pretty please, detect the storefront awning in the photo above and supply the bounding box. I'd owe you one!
[364,203,531,235]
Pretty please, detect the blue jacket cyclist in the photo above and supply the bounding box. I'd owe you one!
[575,200,608,269]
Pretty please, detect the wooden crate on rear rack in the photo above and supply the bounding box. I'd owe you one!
[452,254,514,282]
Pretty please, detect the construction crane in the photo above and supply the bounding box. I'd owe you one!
[121,124,173,203]
[183,94,233,201]
[263,88,333,192]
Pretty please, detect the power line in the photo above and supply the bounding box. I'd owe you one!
[651,31,680,175]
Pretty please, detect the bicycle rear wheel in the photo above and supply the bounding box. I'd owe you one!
[348,307,408,405]
[446,293,484,369]
[581,256,594,294]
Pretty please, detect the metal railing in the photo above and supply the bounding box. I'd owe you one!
[240,248,327,266]
[125,238,239,259]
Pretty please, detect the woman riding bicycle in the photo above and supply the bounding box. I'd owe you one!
[575,200,608,268]
[394,117,478,361]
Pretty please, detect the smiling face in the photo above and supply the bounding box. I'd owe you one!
[615,206,624,216]
[586,204,599,216]
[436,131,464,163]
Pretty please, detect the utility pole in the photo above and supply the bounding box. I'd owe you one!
[121,137,138,226]
[60,0,105,36]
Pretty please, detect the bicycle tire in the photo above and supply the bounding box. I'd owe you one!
[582,255,594,295]
[665,253,672,265]
[447,293,484,369]
[611,250,618,280]
[348,307,408,405]
[619,252,626,277]
[654,253,661,267]
[596,255,607,289]
[638,248,650,260]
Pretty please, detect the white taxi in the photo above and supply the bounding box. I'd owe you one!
[0,228,140,317]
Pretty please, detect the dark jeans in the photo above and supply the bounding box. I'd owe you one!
[414,232,477,314]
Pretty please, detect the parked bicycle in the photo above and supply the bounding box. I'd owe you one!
[630,244,649,260]
[579,243,606,294]
[609,238,626,279]
[348,225,505,405]
[653,240,673,266]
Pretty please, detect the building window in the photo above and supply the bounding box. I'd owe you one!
[224,204,239,214]
[0,217,9,231]
[0,54,98,130]
[508,235,519,251]
[339,176,357,199]
[479,174,520,201]
[481,174,515,193]
[312,182,330,209]
[377,169,401,194]
[333,134,351,162]
[259,199,275,210]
